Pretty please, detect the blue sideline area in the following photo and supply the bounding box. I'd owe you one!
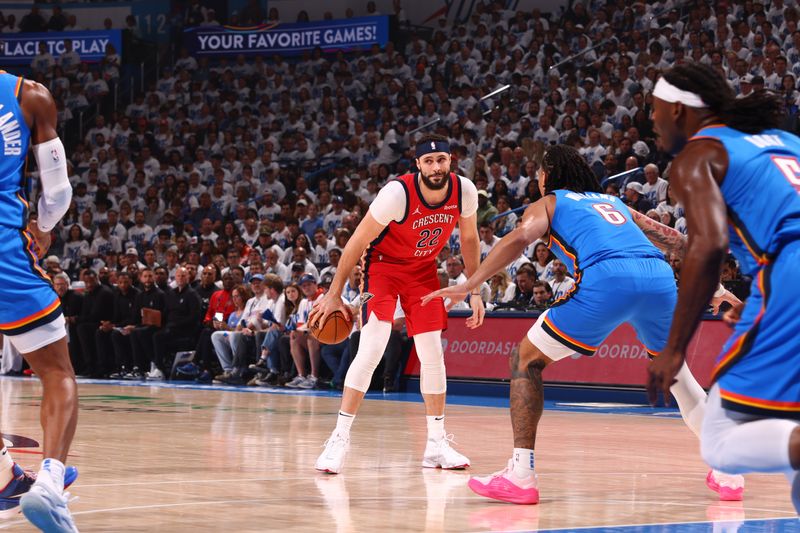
[534,517,799,532]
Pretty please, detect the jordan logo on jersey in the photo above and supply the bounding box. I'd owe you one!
[412,206,421,216]
[0,105,22,156]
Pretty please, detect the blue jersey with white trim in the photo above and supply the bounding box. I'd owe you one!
[0,73,30,229]
[547,190,664,276]
[690,125,800,276]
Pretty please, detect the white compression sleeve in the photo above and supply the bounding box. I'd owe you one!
[343,314,392,392]
[413,330,447,395]
[33,137,71,232]
[670,361,707,438]
[702,386,798,474]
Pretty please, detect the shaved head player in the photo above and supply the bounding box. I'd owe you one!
[310,133,485,474]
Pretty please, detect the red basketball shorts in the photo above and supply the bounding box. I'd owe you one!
[360,258,446,337]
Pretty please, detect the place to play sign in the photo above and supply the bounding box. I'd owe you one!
[0,30,122,65]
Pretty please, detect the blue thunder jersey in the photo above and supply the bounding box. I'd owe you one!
[0,73,30,229]
[0,73,63,336]
[536,189,676,359]
[691,126,800,276]
[691,125,800,418]
[546,189,664,279]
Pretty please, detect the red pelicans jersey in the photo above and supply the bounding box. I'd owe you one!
[361,172,469,335]
[368,172,462,264]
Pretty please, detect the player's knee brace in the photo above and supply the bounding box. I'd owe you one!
[414,330,447,395]
[343,314,392,393]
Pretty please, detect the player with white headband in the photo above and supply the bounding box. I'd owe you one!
[649,62,800,513]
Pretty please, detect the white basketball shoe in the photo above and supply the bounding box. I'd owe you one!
[315,431,350,474]
[422,433,470,469]
[20,481,78,533]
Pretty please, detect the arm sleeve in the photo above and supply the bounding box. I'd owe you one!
[34,138,72,232]
[459,176,479,218]
[368,180,407,226]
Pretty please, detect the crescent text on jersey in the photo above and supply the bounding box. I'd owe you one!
[411,213,455,230]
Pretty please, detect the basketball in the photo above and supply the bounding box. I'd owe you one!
[310,310,353,345]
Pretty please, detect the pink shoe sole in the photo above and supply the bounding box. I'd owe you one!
[706,471,744,501]
[467,477,540,505]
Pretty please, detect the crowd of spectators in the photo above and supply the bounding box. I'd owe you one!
[0,0,767,386]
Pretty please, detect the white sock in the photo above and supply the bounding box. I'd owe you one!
[426,415,445,439]
[512,448,535,478]
[38,458,65,493]
[0,447,14,488]
[670,361,707,438]
[335,411,355,435]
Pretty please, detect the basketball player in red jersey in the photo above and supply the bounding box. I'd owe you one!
[310,133,484,473]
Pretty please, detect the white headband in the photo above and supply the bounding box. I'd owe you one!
[653,77,708,108]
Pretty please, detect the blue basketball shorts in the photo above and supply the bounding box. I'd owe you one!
[712,240,800,419]
[528,257,677,361]
[0,225,62,337]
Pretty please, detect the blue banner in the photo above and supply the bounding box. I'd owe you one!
[184,16,388,57]
[0,30,122,66]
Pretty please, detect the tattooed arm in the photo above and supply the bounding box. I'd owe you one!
[629,209,688,259]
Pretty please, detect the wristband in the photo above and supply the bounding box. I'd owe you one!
[713,284,727,298]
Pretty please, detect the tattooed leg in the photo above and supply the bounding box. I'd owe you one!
[510,337,553,450]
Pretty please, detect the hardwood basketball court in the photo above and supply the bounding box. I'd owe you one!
[0,377,795,532]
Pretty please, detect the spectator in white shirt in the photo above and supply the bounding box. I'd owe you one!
[580,129,608,166]
[478,222,501,261]
[312,228,336,265]
[532,242,556,283]
[226,274,274,373]
[287,275,325,389]
[128,210,154,251]
[31,42,55,74]
[323,195,350,233]
[58,39,82,73]
[641,164,669,205]
[289,247,319,281]
[265,248,290,282]
[249,274,288,382]
[489,270,517,305]
[444,255,469,310]
[319,248,341,281]
[549,260,576,301]
[533,114,559,145]
[240,218,260,247]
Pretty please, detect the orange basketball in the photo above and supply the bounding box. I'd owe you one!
[310,310,353,344]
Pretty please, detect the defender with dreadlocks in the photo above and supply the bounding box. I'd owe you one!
[647,63,800,512]
[424,144,741,504]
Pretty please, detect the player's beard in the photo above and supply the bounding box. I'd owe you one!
[420,170,450,191]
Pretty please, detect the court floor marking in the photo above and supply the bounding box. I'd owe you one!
[1,376,686,419]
